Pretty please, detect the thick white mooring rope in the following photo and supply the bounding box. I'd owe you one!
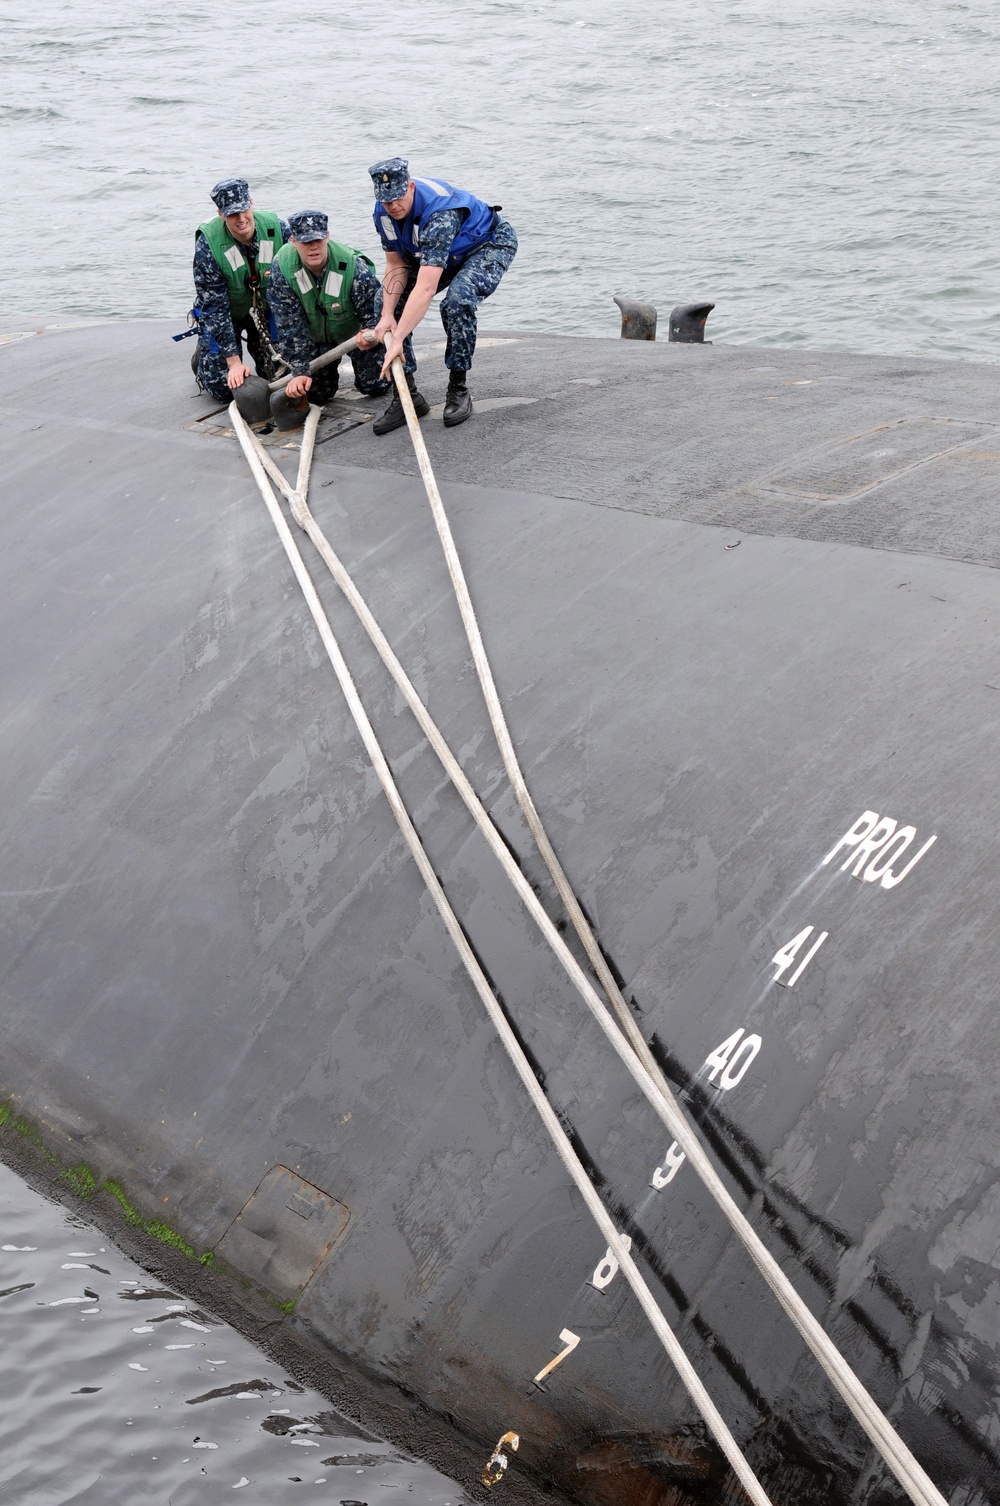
[245,417,702,1087]
[228,400,775,1506]
[385,368,646,1055]
[382,362,949,1506]
[231,390,947,1506]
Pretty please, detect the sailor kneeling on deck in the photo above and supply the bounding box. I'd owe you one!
[267,211,394,421]
[360,157,518,434]
[192,177,290,403]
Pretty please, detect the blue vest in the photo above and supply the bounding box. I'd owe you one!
[373,176,496,272]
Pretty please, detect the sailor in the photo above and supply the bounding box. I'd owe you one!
[192,178,290,403]
[360,158,518,435]
[267,210,394,408]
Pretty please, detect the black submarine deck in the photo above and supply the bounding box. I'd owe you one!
[1,318,999,1506]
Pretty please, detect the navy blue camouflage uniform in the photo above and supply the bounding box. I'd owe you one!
[192,217,291,402]
[374,207,518,373]
[267,257,394,402]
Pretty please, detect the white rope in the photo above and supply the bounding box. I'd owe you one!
[245,419,670,1050]
[234,397,946,1506]
[385,365,948,1506]
[268,332,361,392]
[385,364,646,1054]
[228,400,775,1506]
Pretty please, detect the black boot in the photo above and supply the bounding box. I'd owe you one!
[443,371,473,428]
[372,372,430,436]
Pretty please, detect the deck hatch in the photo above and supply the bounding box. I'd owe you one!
[185,395,374,449]
[215,1166,350,1302]
[755,416,996,502]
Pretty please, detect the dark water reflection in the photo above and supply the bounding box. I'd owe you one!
[0,1162,466,1505]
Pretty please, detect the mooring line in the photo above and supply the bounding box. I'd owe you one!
[383,360,747,1104]
[228,399,775,1506]
[232,397,946,1506]
[385,359,649,1059]
[238,415,712,1101]
[383,366,948,1506]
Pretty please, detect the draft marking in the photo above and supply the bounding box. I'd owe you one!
[591,1235,632,1290]
[823,810,936,888]
[532,1328,580,1385]
[772,926,829,986]
[705,1028,762,1090]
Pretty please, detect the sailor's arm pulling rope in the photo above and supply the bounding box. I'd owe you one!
[268,332,362,393]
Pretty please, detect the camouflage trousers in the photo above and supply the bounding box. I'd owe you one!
[194,312,281,404]
[302,270,393,402]
[376,218,518,374]
[294,344,392,404]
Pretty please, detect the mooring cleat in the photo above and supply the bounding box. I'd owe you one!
[269,388,311,431]
[232,375,273,425]
[613,294,657,341]
[668,302,715,343]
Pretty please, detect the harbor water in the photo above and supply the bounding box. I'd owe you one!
[0,1161,467,1503]
[1,0,999,358]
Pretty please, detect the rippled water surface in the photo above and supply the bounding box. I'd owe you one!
[2,0,999,358]
[0,1164,466,1504]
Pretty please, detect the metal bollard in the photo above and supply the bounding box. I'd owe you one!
[613,295,657,340]
[231,375,273,425]
[668,303,715,343]
[270,389,311,431]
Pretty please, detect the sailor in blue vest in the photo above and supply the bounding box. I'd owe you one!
[192,178,291,404]
[359,158,518,435]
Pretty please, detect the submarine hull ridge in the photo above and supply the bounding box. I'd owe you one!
[1,318,998,1506]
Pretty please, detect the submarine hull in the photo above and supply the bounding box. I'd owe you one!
[2,319,999,1506]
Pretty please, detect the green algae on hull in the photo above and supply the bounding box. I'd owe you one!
[0,1102,207,1264]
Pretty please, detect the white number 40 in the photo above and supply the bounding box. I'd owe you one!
[704,1027,762,1090]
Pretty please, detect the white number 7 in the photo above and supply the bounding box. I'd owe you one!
[532,1328,580,1384]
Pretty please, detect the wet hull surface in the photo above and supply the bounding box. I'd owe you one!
[1,320,999,1506]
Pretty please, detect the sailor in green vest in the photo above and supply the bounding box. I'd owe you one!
[191,177,291,403]
[267,210,402,418]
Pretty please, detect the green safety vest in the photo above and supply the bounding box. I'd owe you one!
[196,210,284,320]
[273,238,372,347]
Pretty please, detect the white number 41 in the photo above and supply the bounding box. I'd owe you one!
[771,925,829,987]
